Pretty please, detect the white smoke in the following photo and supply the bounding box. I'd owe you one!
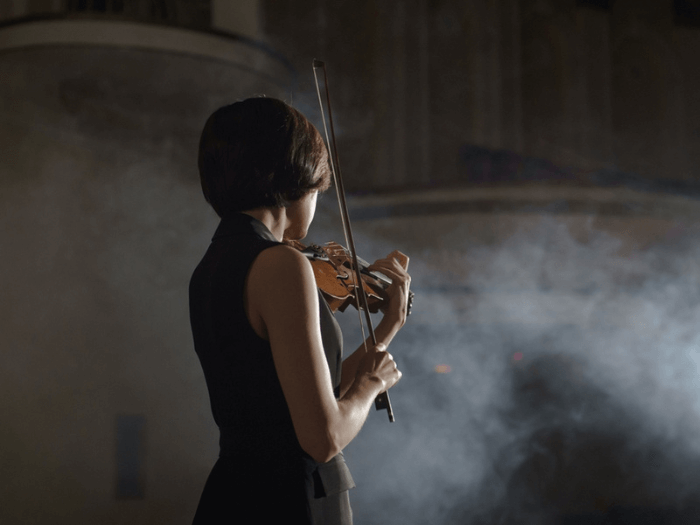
[307,202,700,524]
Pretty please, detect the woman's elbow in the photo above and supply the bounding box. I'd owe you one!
[299,432,341,464]
[309,448,338,464]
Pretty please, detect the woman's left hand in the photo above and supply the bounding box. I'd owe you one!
[367,250,412,327]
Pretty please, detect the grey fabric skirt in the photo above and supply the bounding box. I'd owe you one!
[309,452,355,525]
[310,489,353,525]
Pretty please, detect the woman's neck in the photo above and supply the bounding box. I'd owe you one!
[240,207,287,242]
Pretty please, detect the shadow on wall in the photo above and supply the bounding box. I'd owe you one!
[485,352,700,524]
[459,143,700,200]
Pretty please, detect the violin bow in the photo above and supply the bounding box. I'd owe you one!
[312,59,395,422]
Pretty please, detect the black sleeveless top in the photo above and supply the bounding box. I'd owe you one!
[189,213,354,523]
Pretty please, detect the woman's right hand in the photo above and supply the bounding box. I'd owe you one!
[355,343,402,394]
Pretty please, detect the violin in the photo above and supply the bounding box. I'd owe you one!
[286,239,392,314]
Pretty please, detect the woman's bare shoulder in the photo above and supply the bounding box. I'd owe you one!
[252,244,312,282]
[257,243,308,265]
[247,244,317,309]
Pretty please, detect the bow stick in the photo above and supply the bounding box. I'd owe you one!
[312,59,394,422]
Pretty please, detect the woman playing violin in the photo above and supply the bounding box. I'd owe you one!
[189,96,411,524]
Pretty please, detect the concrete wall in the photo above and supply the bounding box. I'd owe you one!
[0,42,288,524]
[262,0,700,190]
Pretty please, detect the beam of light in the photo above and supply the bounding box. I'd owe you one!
[435,364,452,373]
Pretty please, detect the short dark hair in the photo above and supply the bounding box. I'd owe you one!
[197,97,331,217]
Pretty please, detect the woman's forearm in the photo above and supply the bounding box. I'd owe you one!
[324,373,385,459]
[338,314,403,398]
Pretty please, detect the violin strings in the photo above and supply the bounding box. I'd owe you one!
[356,291,368,352]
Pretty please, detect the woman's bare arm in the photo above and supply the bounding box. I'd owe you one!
[338,316,403,398]
[247,245,400,463]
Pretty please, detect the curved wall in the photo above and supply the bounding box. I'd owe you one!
[0,29,291,525]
